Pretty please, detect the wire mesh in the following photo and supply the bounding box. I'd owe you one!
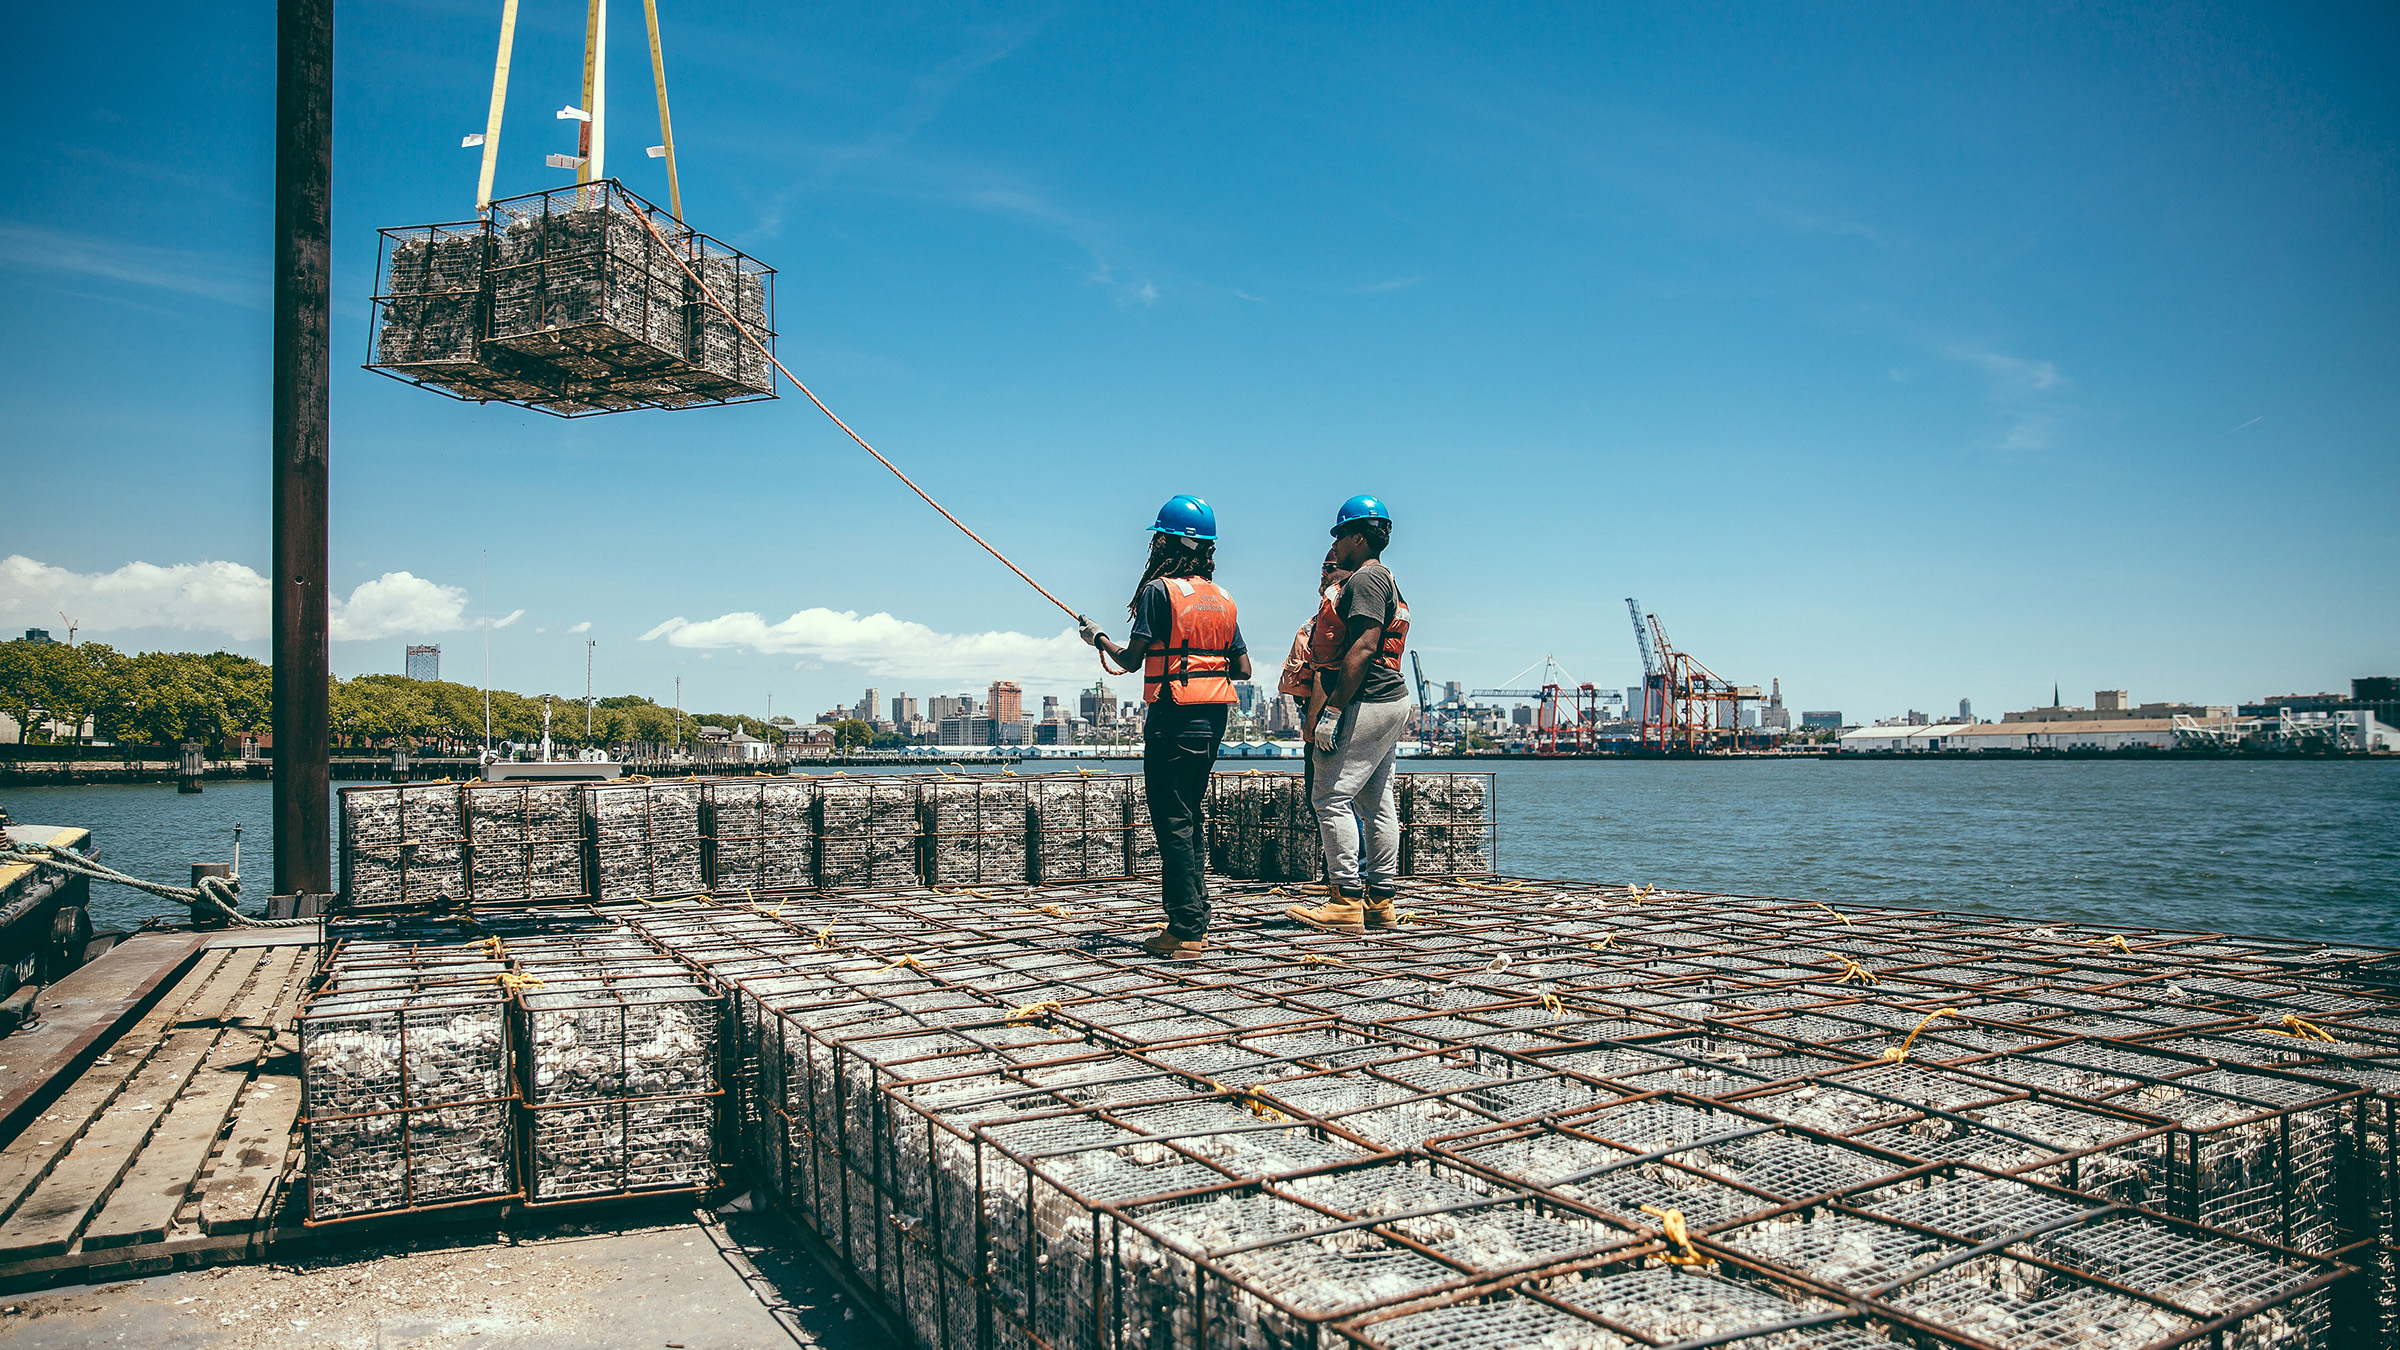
[921,777,1032,885]
[338,782,468,910]
[702,776,816,895]
[462,780,588,904]
[817,775,925,889]
[584,778,704,902]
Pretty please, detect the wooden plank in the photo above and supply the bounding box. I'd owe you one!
[0,950,259,1259]
[195,946,313,1236]
[81,947,302,1249]
[0,934,210,1147]
[0,951,232,1228]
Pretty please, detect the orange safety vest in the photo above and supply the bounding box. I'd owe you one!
[1144,577,1241,705]
[1360,561,1411,671]
[1279,585,1345,698]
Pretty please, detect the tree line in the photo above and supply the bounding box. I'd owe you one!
[0,642,778,753]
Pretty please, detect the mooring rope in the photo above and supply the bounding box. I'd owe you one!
[4,841,317,929]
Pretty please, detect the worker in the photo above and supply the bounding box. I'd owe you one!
[1278,545,1352,809]
[1079,495,1250,958]
[1285,495,1411,934]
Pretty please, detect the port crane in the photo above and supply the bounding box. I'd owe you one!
[1628,604,1756,752]
[1409,652,1471,750]
[1472,655,1611,755]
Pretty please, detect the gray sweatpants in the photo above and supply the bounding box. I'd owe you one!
[1310,698,1411,890]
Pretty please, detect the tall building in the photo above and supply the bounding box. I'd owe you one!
[987,681,1023,726]
[929,694,975,722]
[1760,678,1791,731]
[1079,682,1118,726]
[892,693,917,724]
[2094,690,2128,713]
[856,688,882,723]
[1040,695,1062,721]
[405,644,440,681]
[1801,711,1845,731]
[1959,697,1974,722]
[1234,682,1257,714]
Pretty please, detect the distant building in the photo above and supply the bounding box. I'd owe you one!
[1800,711,1845,732]
[856,688,882,723]
[2242,679,2400,730]
[938,716,994,747]
[1041,695,1062,722]
[782,724,835,756]
[1512,705,1534,727]
[892,693,917,725]
[1080,682,1119,727]
[19,629,53,644]
[928,695,974,722]
[988,681,1023,726]
[405,644,440,681]
[1759,679,1790,732]
[2003,692,2212,723]
[1841,719,2179,753]
[1234,682,1258,715]
[1958,697,1973,723]
[1036,720,1077,745]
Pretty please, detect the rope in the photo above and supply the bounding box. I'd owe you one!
[1538,992,1564,1017]
[1882,1008,1958,1063]
[1007,1000,1063,1024]
[5,841,315,929]
[1824,952,1879,986]
[1637,1205,1709,1265]
[625,205,1082,623]
[812,924,838,950]
[1589,934,1619,951]
[2261,1013,2337,1043]
[491,971,546,992]
[1814,903,1852,927]
[2087,935,2134,956]
[875,953,932,974]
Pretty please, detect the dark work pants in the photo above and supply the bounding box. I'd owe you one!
[1144,729,1219,937]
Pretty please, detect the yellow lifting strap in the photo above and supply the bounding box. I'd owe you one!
[1007,1000,1063,1024]
[1825,952,1879,986]
[475,0,520,209]
[640,0,681,220]
[1883,1008,1959,1063]
[2261,1013,2337,1042]
[1814,903,1852,927]
[1638,1205,1709,1265]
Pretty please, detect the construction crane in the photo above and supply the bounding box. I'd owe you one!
[56,612,78,646]
[1634,610,1757,752]
[1473,655,1610,755]
[1411,652,1471,749]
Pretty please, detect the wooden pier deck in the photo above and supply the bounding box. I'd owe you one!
[0,930,319,1289]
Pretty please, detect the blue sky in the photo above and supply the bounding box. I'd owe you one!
[3,2,2393,723]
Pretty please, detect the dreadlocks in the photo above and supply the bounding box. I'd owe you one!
[1128,533,1216,620]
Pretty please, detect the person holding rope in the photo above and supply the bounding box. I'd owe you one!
[1286,495,1412,934]
[1080,496,1251,958]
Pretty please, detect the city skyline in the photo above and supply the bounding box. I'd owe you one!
[3,7,2391,723]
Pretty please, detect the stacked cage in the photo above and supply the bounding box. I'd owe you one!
[1205,771,1318,882]
[368,222,541,400]
[921,777,1032,885]
[512,957,723,1204]
[817,776,924,889]
[703,777,817,895]
[339,782,468,910]
[370,181,776,417]
[297,941,517,1221]
[584,778,705,902]
[463,780,588,904]
[1028,774,1137,882]
[1396,771,1496,875]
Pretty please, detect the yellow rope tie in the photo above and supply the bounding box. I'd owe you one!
[1638,1205,1709,1265]
[2087,935,2134,956]
[1393,910,1422,927]
[479,936,508,961]
[1883,1008,1959,1063]
[1207,1080,1286,1122]
[1007,1000,1063,1024]
[1296,954,1350,967]
[768,894,788,919]
[876,953,932,974]
[1825,952,1880,986]
[2262,1013,2337,1043]
[1814,903,1852,927]
[1019,904,1072,918]
[1624,884,1658,903]
[1539,992,1564,1018]
[490,971,545,992]
[813,925,837,950]
[1590,934,1620,951]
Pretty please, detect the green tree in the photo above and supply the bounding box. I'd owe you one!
[832,718,873,751]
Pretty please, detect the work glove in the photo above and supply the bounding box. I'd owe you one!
[1314,705,1346,753]
[1076,615,1103,648]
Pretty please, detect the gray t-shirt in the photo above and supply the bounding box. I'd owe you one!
[1337,562,1409,704]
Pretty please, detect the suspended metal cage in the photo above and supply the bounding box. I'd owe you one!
[366,181,777,418]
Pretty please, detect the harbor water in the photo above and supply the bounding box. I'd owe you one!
[5,757,2394,945]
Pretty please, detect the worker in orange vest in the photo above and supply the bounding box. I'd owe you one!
[1279,544,1353,807]
[1080,495,1251,958]
[1286,495,1412,934]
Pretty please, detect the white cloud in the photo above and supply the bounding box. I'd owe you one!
[0,555,481,644]
[0,222,264,308]
[567,621,592,633]
[642,608,1092,684]
[330,571,471,641]
[0,554,272,640]
[478,608,526,630]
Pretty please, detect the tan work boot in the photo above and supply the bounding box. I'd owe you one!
[1361,889,1400,929]
[1142,929,1209,959]
[1285,887,1368,934]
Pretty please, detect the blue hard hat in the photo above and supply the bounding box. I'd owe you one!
[1152,494,1217,540]
[1331,494,1391,536]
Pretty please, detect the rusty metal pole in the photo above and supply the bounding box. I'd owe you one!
[272,0,334,898]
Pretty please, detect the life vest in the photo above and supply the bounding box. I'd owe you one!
[1278,585,1345,698]
[1360,561,1410,671]
[1144,578,1240,705]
